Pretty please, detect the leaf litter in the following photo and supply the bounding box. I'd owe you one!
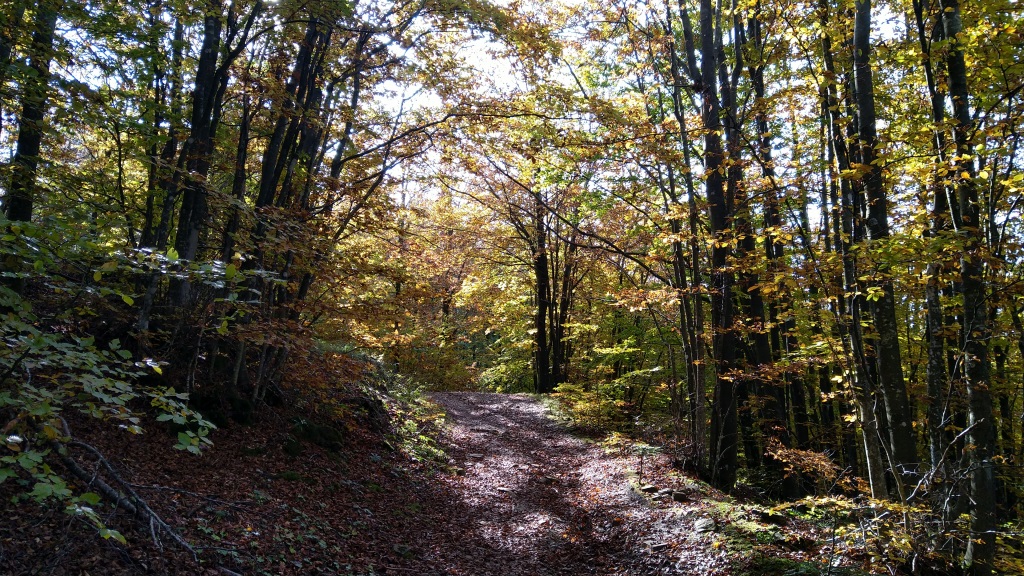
[1,390,830,575]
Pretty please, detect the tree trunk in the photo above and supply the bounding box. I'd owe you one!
[221,94,252,260]
[699,0,737,491]
[533,191,553,393]
[552,236,577,386]
[4,0,58,223]
[170,4,224,305]
[853,0,918,491]
[0,0,26,143]
[939,0,996,571]
[910,0,955,490]
[141,15,184,249]
[819,0,887,498]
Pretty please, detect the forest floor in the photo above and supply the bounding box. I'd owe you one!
[1,386,841,575]
[424,391,721,575]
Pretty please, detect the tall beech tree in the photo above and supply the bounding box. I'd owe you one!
[938,0,996,570]
[852,0,918,496]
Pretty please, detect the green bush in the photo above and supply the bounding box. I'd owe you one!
[551,382,625,430]
[1,218,213,537]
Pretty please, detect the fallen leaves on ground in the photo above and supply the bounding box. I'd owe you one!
[0,390,844,575]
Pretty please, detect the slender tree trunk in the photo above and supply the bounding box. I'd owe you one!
[0,0,27,143]
[910,0,955,488]
[533,191,553,393]
[819,1,887,498]
[664,23,705,444]
[4,0,58,223]
[141,13,184,249]
[853,0,919,491]
[552,237,577,386]
[170,4,223,305]
[668,0,708,451]
[698,0,737,491]
[170,0,262,307]
[938,0,995,570]
[222,94,252,260]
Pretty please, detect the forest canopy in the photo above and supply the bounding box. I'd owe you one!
[1,0,1023,573]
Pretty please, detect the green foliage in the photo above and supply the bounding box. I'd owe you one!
[375,371,449,466]
[477,357,533,393]
[737,556,864,576]
[1,218,212,532]
[550,382,625,430]
[767,495,993,574]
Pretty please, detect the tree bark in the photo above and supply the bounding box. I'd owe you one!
[663,14,705,445]
[938,0,996,571]
[170,4,224,305]
[0,0,26,143]
[819,1,888,497]
[533,190,553,393]
[853,0,919,490]
[4,0,58,223]
[699,0,738,491]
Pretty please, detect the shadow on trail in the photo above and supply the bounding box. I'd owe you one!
[406,392,685,576]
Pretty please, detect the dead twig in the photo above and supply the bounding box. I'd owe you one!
[51,437,198,562]
[129,483,255,510]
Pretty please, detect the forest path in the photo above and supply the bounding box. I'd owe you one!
[425,392,721,575]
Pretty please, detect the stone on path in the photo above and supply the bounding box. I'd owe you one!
[693,517,716,533]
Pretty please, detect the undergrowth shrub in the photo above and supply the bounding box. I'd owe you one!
[1,218,213,539]
[477,357,532,392]
[551,382,626,430]
[371,367,448,465]
[769,494,1024,575]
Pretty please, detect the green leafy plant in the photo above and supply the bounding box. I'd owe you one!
[1,218,213,539]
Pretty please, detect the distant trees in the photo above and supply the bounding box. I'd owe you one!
[1,0,1023,569]
[404,0,1022,570]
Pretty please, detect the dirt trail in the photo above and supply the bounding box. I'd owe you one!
[425,392,721,576]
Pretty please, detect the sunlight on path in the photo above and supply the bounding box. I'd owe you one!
[427,392,725,576]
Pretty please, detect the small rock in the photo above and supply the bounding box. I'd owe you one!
[496,486,513,493]
[639,484,659,494]
[650,542,670,552]
[652,488,674,500]
[540,476,556,485]
[693,517,716,533]
[671,491,689,503]
[468,453,485,459]
[453,467,466,476]
[392,544,414,558]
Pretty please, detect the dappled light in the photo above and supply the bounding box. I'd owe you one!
[2,0,1023,573]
